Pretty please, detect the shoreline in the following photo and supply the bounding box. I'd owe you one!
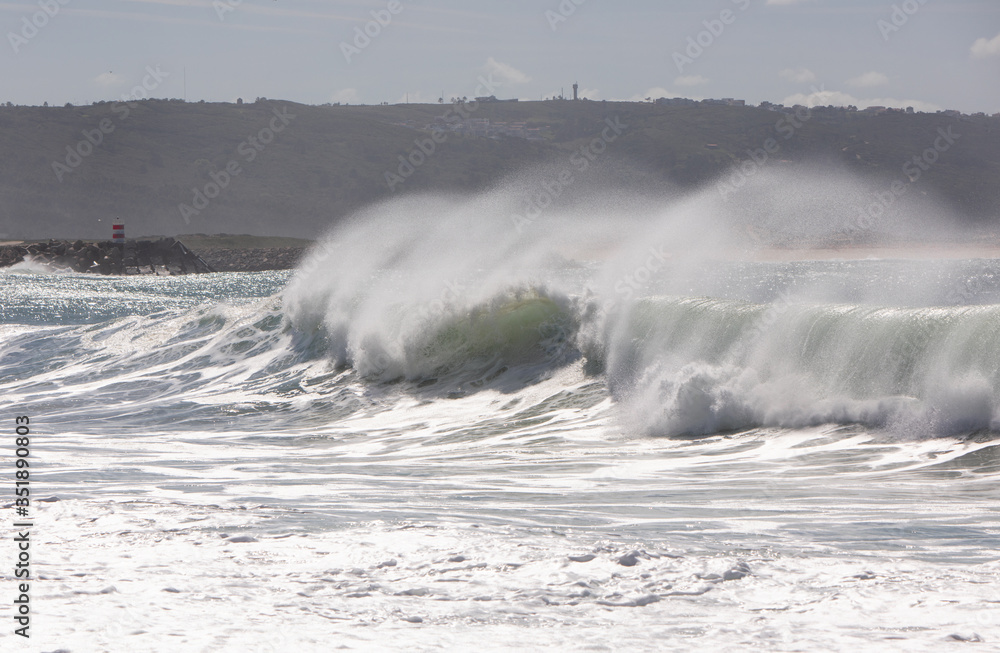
[193,246,306,272]
[0,239,308,274]
[746,244,1000,262]
[558,241,1000,264]
[5,240,1000,274]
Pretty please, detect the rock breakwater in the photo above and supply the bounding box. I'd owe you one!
[0,238,215,275]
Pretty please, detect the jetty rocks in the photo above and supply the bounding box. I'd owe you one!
[0,238,215,275]
[194,246,305,272]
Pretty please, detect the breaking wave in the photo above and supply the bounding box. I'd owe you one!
[593,296,1000,437]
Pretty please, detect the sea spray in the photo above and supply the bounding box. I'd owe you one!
[602,298,1000,437]
[280,163,990,435]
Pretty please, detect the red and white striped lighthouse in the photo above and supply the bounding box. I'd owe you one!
[112,223,125,242]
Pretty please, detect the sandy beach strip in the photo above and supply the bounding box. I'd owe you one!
[748,244,1000,261]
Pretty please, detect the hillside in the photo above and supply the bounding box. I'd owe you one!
[1,99,998,240]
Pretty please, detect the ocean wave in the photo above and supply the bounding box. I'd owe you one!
[4,264,999,440]
[285,283,579,386]
[1,255,73,275]
[594,296,1000,437]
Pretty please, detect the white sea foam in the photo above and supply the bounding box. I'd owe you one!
[594,297,1000,437]
[3,167,1000,651]
[278,167,998,438]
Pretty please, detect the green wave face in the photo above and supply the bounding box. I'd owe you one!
[603,296,1000,437]
[413,291,577,378]
[618,296,1000,397]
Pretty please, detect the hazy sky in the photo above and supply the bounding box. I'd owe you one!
[2,0,998,113]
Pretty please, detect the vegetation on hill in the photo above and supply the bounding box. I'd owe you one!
[168,234,314,250]
[0,99,997,240]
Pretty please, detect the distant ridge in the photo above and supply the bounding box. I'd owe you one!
[1,99,997,240]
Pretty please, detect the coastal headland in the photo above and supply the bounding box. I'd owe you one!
[1,99,997,242]
[0,234,312,274]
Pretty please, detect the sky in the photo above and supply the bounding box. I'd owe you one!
[1,0,999,113]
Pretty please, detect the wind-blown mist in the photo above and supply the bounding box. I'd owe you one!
[282,163,999,437]
[11,161,999,652]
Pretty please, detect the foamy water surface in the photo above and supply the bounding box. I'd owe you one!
[3,180,1000,651]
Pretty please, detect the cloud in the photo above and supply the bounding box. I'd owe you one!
[779,67,816,83]
[847,71,888,88]
[94,72,125,87]
[971,32,1000,58]
[579,87,601,100]
[395,91,437,104]
[331,88,360,104]
[626,87,702,102]
[628,87,672,102]
[483,57,531,85]
[782,89,940,113]
[674,75,709,87]
[783,89,858,107]
[767,0,809,5]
